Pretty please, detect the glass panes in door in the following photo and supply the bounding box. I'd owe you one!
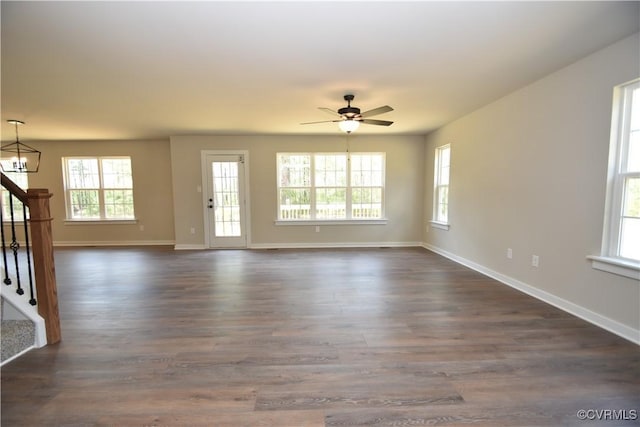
[212,161,241,237]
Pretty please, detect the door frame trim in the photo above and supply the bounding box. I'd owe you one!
[200,149,251,249]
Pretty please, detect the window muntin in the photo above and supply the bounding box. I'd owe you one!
[63,157,135,220]
[277,152,385,221]
[433,144,451,224]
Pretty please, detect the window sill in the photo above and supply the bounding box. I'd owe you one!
[64,219,138,225]
[430,221,450,231]
[275,219,388,226]
[587,255,640,280]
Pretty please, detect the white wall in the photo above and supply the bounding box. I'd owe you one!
[424,33,640,343]
[170,135,424,249]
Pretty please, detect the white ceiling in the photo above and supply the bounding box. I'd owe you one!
[1,1,638,142]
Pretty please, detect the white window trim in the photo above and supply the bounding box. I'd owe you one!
[62,156,136,222]
[587,255,639,280]
[432,144,451,227]
[276,152,386,223]
[275,219,388,226]
[429,220,450,231]
[63,219,138,225]
[589,78,640,280]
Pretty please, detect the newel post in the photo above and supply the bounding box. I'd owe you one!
[27,188,61,344]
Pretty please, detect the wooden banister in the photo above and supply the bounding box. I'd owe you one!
[1,173,27,204]
[27,188,61,344]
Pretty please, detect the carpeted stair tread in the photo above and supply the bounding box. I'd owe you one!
[1,319,35,362]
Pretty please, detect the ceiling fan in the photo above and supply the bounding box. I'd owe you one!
[301,94,393,133]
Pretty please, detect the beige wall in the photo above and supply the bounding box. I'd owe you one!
[21,139,175,245]
[9,134,423,248]
[424,34,640,340]
[170,135,425,248]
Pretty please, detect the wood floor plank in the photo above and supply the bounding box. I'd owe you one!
[254,365,463,411]
[2,247,638,426]
[94,409,327,427]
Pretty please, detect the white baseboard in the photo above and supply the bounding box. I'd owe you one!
[176,242,421,250]
[174,244,207,250]
[249,241,422,250]
[54,240,422,250]
[54,240,175,247]
[422,243,640,345]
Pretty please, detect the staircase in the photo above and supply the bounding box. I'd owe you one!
[1,172,60,364]
[1,295,36,364]
[1,286,46,365]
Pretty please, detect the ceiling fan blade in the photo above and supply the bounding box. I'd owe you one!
[361,119,394,126]
[360,105,393,118]
[300,119,341,125]
[318,107,341,117]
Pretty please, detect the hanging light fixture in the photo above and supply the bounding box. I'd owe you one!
[1,120,41,173]
[338,119,360,134]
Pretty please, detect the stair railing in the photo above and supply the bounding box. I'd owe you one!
[1,172,61,344]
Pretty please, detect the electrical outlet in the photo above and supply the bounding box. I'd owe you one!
[315,226,320,233]
[190,227,196,235]
[507,248,513,259]
[139,224,144,232]
[532,255,539,267]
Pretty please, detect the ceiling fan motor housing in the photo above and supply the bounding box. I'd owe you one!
[338,107,361,118]
[338,94,361,118]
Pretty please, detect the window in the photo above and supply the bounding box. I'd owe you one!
[315,154,347,219]
[350,153,384,219]
[1,172,28,221]
[590,78,640,279]
[277,152,385,221]
[432,144,451,228]
[62,157,135,220]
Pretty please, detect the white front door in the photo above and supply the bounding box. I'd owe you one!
[205,153,247,248]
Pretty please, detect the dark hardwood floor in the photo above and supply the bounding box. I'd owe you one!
[2,247,638,426]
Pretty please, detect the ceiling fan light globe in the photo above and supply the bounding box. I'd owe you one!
[339,120,360,133]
